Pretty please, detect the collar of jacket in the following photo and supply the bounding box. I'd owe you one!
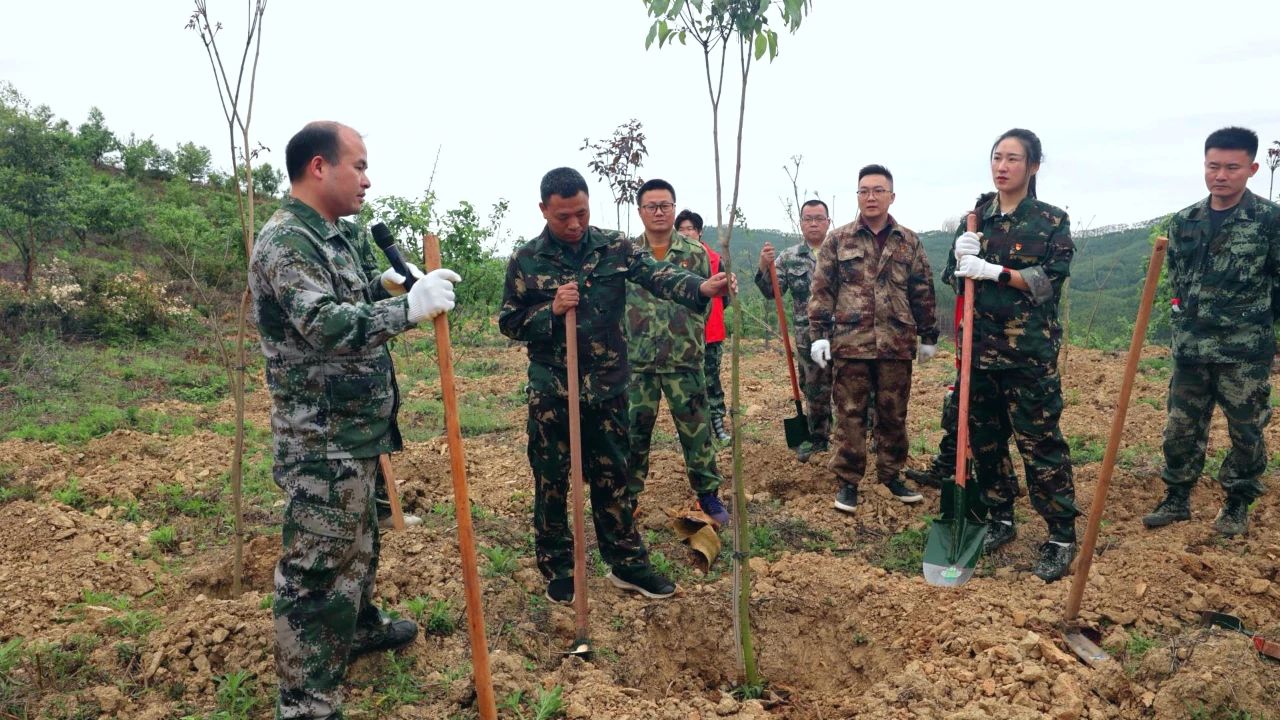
[1185,189,1261,223]
[637,229,701,258]
[281,196,348,241]
[853,212,903,240]
[983,195,1035,222]
[533,225,611,261]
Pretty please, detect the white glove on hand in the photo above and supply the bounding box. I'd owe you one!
[380,263,425,296]
[407,268,462,323]
[918,344,937,363]
[953,232,982,260]
[955,255,1002,282]
[810,338,831,369]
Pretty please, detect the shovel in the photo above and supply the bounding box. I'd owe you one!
[923,213,987,587]
[564,308,592,658]
[1199,611,1280,660]
[1060,237,1167,666]
[767,260,811,448]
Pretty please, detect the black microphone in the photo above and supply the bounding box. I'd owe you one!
[370,222,417,291]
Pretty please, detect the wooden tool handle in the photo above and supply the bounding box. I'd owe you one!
[565,307,590,644]
[1064,237,1168,621]
[423,235,497,720]
[768,260,804,404]
[377,455,406,531]
[955,214,979,490]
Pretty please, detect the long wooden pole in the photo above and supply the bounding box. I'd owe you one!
[422,235,497,720]
[1064,237,1168,621]
[767,260,804,409]
[956,214,978,494]
[565,308,591,653]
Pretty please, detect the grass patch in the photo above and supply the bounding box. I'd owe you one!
[52,477,90,510]
[480,545,519,577]
[1138,356,1171,376]
[875,518,933,575]
[1068,435,1105,464]
[400,391,518,441]
[498,685,564,720]
[403,597,457,636]
[148,525,179,551]
[104,610,160,639]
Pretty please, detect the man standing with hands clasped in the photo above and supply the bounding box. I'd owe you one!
[808,165,939,512]
[1143,126,1280,537]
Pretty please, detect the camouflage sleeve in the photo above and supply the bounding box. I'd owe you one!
[943,226,961,294]
[1021,215,1073,306]
[753,266,777,298]
[498,252,557,342]
[1267,212,1280,323]
[807,236,838,341]
[627,252,709,312]
[267,258,412,354]
[908,237,940,344]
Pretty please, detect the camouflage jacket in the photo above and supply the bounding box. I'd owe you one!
[808,215,940,359]
[626,230,711,373]
[942,197,1073,370]
[498,226,709,404]
[754,241,819,329]
[249,197,411,463]
[1167,190,1280,363]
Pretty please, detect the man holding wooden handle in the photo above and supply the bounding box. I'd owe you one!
[249,121,460,720]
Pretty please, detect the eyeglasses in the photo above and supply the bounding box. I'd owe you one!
[856,188,891,198]
[640,202,676,214]
[801,215,829,223]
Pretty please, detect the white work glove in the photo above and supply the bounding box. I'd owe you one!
[380,263,425,296]
[955,255,1002,282]
[407,268,462,323]
[953,232,982,260]
[810,338,831,369]
[918,344,937,363]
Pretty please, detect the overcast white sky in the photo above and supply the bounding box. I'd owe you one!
[4,0,1279,241]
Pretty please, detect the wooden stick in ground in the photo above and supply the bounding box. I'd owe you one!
[767,261,804,407]
[565,307,591,655]
[377,455,406,531]
[1064,237,1168,621]
[422,234,497,720]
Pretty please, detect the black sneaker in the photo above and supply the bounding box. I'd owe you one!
[810,438,829,454]
[546,577,574,604]
[1142,488,1191,528]
[697,492,731,526]
[904,466,944,489]
[983,520,1017,553]
[606,565,676,599]
[885,479,923,504]
[1213,496,1250,536]
[833,483,858,513]
[1032,541,1076,582]
[350,613,418,658]
[795,441,816,463]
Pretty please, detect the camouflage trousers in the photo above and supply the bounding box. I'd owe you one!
[628,370,722,497]
[528,391,649,579]
[273,457,384,720]
[1162,361,1270,500]
[968,364,1078,537]
[829,359,912,485]
[795,325,833,441]
[927,380,1019,499]
[704,341,726,420]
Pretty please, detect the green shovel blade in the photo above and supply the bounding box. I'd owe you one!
[923,479,987,587]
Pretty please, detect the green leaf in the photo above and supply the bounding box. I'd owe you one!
[679,28,687,45]
[645,21,659,49]
[753,30,767,60]
[767,29,777,60]
[658,21,672,47]
[650,0,672,17]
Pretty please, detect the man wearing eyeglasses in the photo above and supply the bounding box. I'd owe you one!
[625,179,731,526]
[755,199,835,462]
[809,165,939,512]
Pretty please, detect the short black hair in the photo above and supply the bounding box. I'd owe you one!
[675,209,703,232]
[285,121,344,181]
[540,167,589,203]
[1205,126,1259,159]
[636,178,676,205]
[857,164,894,186]
[801,199,829,216]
